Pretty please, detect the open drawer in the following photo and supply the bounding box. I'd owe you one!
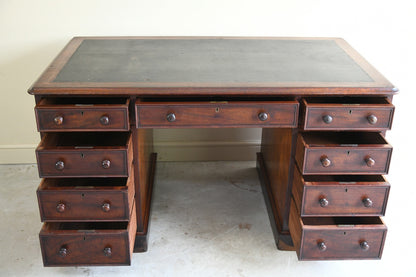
[289,199,387,260]
[36,132,132,178]
[39,203,136,266]
[37,173,134,222]
[301,97,394,131]
[35,97,130,132]
[296,132,392,175]
[292,167,390,217]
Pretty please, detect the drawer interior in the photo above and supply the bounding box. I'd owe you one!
[40,178,128,188]
[302,216,384,226]
[302,175,386,183]
[301,132,388,146]
[39,97,128,106]
[303,97,390,105]
[38,132,130,148]
[44,221,128,231]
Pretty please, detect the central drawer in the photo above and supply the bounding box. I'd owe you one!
[136,100,299,128]
[36,132,132,178]
[296,132,392,175]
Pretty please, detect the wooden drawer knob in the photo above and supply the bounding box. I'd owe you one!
[362,197,373,207]
[367,114,378,125]
[101,159,111,169]
[102,202,111,212]
[322,114,333,124]
[319,197,329,207]
[100,115,110,125]
[360,241,370,251]
[258,112,269,121]
[54,115,64,125]
[317,241,327,251]
[166,113,176,122]
[59,246,68,257]
[365,157,375,167]
[56,202,66,213]
[55,160,65,170]
[320,156,331,167]
[103,247,112,257]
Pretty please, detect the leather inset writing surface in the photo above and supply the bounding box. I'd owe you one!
[53,39,373,84]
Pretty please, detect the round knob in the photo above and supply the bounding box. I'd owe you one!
[317,241,327,251]
[56,202,66,213]
[362,197,373,208]
[320,156,331,167]
[102,202,111,212]
[365,157,375,167]
[367,114,378,125]
[360,241,370,251]
[322,114,333,124]
[319,197,329,207]
[258,112,269,121]
[54,115,64,125]
[59,247,68,257]
[102,159,111,169]
[55,160,65,170]
[103,247,112,257]
[166,113,176,122]
[99,115,110,125]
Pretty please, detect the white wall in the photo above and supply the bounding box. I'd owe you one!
[0,0,414,163]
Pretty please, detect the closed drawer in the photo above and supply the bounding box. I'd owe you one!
[289,199,387,260]
[36,132,132,178]
[136,100,299,128]
[39,204,136,266]
[292,167,390,216]
[35,98,130,132]
[37,174,134,222]
[296,132,392,175]
[301,97,394,131]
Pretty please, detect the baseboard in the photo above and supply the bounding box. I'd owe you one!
[0,141,261,164]
[154,140,261,161]
[0,145,37,164]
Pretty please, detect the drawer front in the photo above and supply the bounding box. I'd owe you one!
[136,101,299,128]
[39,207,137,266]
[289,199,387,260]
[37,150,131,177]
[36,99,130,132]
[302,98,394,131]
[300,147,392,175]
[293,169,390,216]
[37,176,134,222]
[296,132,392,175]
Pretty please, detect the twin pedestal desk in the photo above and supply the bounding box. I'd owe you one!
[28,37,397,266]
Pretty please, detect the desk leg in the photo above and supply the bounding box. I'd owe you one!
[132,128,156,252]
[257,128,297,250]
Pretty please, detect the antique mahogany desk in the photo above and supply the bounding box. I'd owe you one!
[28,37,397,266]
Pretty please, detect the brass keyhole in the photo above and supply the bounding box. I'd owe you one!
[215,107,220,113]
